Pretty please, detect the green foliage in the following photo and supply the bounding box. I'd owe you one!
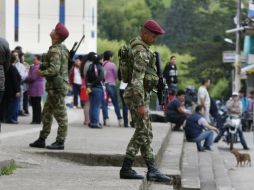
[98,0,244,100]
[97,38,125,64]
[210,78,230,100]
[24,53,34,65]
[1,163,16,176]
[98,0,151,41]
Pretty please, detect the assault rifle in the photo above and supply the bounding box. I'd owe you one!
[154,51,168,106]
[68,35,85,71]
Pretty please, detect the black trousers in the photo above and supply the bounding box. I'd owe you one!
[166,113,186,129]
[30,96,42,123]
[23,90,29,114]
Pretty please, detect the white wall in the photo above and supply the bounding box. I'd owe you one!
[0,0,6,37]
[0,0,97,54]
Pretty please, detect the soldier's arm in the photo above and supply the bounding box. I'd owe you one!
[40,49,61,77]
[131,48,149,106]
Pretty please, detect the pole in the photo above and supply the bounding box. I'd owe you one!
[234,0,242,92]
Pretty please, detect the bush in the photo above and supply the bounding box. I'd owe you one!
[210,78,230,100]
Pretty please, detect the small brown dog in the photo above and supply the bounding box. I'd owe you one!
[231,149,251,167]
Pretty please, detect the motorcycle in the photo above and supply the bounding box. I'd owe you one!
[223,115,242,150]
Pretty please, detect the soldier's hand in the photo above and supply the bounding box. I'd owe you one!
[138,105,146,119]
[16,92,20,97]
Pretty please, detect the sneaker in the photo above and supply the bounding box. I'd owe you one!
[103,119,109,126]
[118,119,124,127]
[204,146,212,151]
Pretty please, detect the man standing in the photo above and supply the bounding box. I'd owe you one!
[30,22,69,150]
[119,19,171,183]
[0,37,11,128]
[198,78,211,123]
[163,55,177,92]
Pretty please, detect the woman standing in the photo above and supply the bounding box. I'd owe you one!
[26,55,45,124]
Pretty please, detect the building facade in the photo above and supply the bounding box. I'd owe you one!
[0,0,97,54]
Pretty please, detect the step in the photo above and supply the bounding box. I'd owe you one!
[148,183,174,190]
[181,142,201,190]
[159,132,184,178]
[211,145,232,190]
[199,151,216,190]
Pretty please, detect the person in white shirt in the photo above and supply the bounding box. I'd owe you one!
[69,56,83,108]
[198,78,211,123]
[12,50,28,116]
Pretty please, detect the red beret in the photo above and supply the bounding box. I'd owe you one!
[144,19,165,35]
[55,22,69,40]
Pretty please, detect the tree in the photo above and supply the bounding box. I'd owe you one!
[98,0,151,41]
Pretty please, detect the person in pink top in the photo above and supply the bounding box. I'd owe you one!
[101,51,123,127]
[26,55,45,124]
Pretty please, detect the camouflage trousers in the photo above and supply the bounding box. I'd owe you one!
[124,98,154,161]
[39,90,68,142]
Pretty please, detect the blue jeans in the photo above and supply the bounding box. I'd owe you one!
[214,126,248,148]
[72,83,82,107]
[102,84,122,120]
[89,87,103,128]
[194,131,214,150]
[119,89,128,127]
[6,97,19,122]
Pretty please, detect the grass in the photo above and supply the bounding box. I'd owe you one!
[1,163,17,176]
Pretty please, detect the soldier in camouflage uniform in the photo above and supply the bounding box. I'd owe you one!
[30,23,69,150]
[120,20,172,183]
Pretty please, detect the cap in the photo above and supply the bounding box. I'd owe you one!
[144,19,165,35]
[55,22,69,40]
[232,92,239,96]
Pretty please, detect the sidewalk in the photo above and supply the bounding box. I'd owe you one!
[0,107,171,190]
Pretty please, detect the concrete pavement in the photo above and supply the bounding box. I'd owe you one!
[0,107,172,190]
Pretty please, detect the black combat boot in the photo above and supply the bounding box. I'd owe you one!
[146,159,172,183]
[46,141,64,150]
[29,137,46,148]
[120,157,144,179]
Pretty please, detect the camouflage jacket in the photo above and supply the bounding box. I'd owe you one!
[40,43,69,92]
[124,36,158,107]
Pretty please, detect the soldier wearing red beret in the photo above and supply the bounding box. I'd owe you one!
[30,23,70,150]
[119,20,172,183]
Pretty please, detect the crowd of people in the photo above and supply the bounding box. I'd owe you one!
[0,18,252,183]
[0,44,44,126]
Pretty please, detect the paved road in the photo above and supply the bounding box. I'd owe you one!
[0,107,171,190]
[217,131,254,190]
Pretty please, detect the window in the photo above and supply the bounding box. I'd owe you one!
[59,0,65,24]
[14,0,19,42]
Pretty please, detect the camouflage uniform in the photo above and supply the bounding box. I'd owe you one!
[39,43,69,142]
[124,36,158,161]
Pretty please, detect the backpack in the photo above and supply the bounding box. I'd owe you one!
[86,63,100,83]
[118,44,134,83]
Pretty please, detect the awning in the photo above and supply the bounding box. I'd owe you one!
[241,64,254,74]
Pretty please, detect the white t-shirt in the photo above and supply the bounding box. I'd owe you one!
[198,117,208,127]
[198,86,210,108]
[74,67,82,85]
[119,81,128,90]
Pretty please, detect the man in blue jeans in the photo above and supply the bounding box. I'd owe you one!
[185,105,219,151]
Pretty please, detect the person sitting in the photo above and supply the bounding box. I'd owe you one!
[165,90,190,131]
[214,92,249,150]
[185,105,219,151]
